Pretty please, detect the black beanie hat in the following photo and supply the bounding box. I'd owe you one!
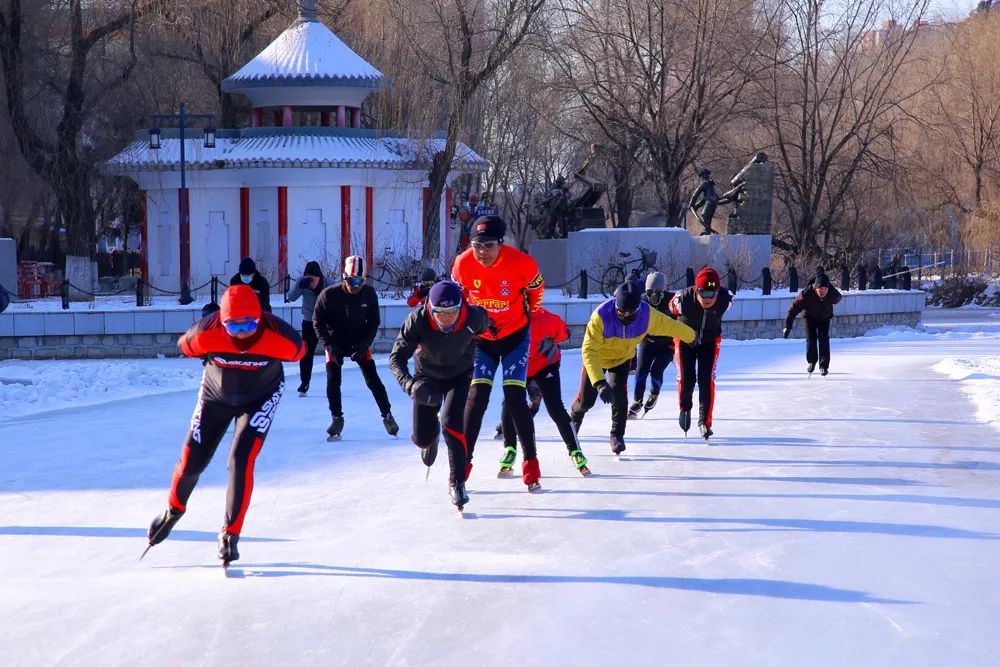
[239,257,256,275]
[428,280,463,308]
[304,261,323,278]
[815,273,831,288]
[419,267,437,283]
[614,281,642,312]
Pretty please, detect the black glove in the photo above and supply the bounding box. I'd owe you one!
[782,327,790,339]
[487,319,499,337]
[297,276,311,288]
[350,348,369,363]
[537,336,558,363]
[401,376,416,395]
[412,379,442,408]
[594,380,613,405]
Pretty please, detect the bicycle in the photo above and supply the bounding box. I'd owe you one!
[369,248,423,299]
[600,246,658,296]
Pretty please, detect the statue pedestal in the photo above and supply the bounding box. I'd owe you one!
[691,234,772,281]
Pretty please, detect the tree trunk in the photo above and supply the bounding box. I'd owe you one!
[423,113,462,259]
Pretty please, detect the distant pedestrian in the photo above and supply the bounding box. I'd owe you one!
[287,260,333,395]
[784,272,842,376]
[229,257,271,313]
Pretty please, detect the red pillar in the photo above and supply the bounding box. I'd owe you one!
[321,111,332,127]
[351,108,362,128]
[340,185,351,268]
[365,187,374,270]
[239,187,250,258]
[251,109,263,127]
[139,190,148,285]
[282,105,294,127]
[336,105,346,128]
[178,188,191,288]
[277,186,288,281]
[272,110,282,127]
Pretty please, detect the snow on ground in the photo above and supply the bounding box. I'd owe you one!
[2,309,1000,666]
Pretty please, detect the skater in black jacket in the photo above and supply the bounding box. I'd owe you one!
[669,267,733,440]
[229,257,271,313]
[629,272,676,419]
[389,281,490,509]
[286,260,333,396]
[313,255,397,440]
[784,272,842,376]
[145,285,306,564]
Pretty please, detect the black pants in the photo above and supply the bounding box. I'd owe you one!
[501,361,580,453]
[633,340,673,401]
[167,381,284,535]
[570,360,631,437]
[464,326,536,462]
[326,350,392,418]
[805,317,831,370]
[412,373,471,483]
[299,321,319,389]
[675,337,721,427]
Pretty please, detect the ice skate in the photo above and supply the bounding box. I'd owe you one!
[699,423,713,440]
[147,507,185,547]
[421,439,438,467]
[449,481,469,511]
[493,422,504,440]
[642,392,659,415]
[678,410,691,435]
[610,434,626,455]
[326,415,345,441]
[627,400,642,419]
[807,362,816,375]
[498,446,517,477]
[523,458,541,491]
[382,412,400,437]
[296,382,308,397]
[217,531,239,566]
[570,449,592,476]
[820,368,828,377]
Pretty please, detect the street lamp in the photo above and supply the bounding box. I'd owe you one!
[147,102,215,304]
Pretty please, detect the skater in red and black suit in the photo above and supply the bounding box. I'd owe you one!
[669,267,733,440]
[145,285,306,564]
[405,268,438,308]
[389,281,491,509]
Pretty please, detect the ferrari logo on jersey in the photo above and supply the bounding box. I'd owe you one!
[473,279,481,289]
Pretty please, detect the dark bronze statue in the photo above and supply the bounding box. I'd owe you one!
[687,168,745,236]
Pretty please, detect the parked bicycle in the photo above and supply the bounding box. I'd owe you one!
[600,246,659,296]
[369,248,423,299]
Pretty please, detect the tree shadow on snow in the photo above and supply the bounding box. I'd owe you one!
[205,561,914,604]
[466,508,999,540]
[0,525,289,543]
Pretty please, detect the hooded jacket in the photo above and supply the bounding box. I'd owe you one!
[287,275,334,320]
[581,299,695,384]
[228,272,272,313]
[389,302,490,385]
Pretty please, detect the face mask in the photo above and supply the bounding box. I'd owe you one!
[240,274,253,284]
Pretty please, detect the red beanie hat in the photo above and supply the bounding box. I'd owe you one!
[220,285,262,322]
[695,267,720,290]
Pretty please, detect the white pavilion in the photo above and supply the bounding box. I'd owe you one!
[106,1,487,292]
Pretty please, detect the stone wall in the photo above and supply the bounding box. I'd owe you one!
[0,290,925,360]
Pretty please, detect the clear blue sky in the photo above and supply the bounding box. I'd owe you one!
[926,0,978,20]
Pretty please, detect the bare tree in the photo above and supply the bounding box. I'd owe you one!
[548,0,778,227]
[756,0,930,263]
[387,0,546,258]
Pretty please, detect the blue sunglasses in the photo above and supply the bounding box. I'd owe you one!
[224,319,259,335]
[344,276,365,288]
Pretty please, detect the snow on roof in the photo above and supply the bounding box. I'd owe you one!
[223,18,382,87]
[104,134,488,173]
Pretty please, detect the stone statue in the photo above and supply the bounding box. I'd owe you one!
[687,168,744,236]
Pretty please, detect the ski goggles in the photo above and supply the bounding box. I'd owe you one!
[431,304,461,316]
[471,240,500,251]
[616,307,637,318]
[223,319,259,335]
[645,289,664,303]
[697,289,718,299]
[344,276,365,288]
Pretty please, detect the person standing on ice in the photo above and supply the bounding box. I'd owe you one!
[229,256,271,313]
[669,267,733,440]
[783,271,842,376]
[145,285,306,565]
[405,268,438,308]
[571,281,695,454]
[313,255,398,440]
[451,215,546,490]
[496,306,592,477]
[389,280,491,510]
[286,260,333,396]
[628,272,677,419]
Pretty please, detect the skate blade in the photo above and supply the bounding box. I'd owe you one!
[527,482,542,492]
[139,544,153,562]
[497,467,514,478]
[298,392,307,398]
[326,434,342,441]
[578,466,592,477]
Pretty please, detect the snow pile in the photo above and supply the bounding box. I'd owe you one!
[0,359,205,419]
[933,356,1000,431]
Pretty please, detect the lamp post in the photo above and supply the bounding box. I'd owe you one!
[148,102,216,304]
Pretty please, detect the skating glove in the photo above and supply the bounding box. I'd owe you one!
[297,276,311,288]
[782,327,790,338]
[402,376,416,395]
[413,379,442,408]
[594,380,614,404]
[537,336,559,363]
